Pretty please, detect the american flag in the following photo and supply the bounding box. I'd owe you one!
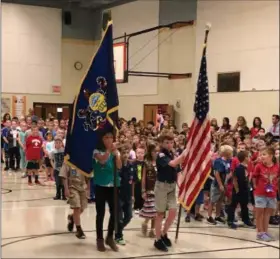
[178,28,211,210]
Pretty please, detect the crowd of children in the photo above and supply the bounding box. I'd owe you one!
[1,112,279,251]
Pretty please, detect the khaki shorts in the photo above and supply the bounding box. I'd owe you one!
[68,188,87,211]
[210,184,224,204]
[154,181,177,213]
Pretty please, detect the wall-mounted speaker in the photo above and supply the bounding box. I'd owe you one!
[63,11,72,25]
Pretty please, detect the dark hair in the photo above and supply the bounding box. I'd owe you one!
[223,117,230,125]
[182,123,188,127]
[222,117,231,130]
[131,117,137,122]
[95,129,114,151]
[237,150,249,163]
[146,142,157,161]
[272,114,279,120]
[253,117,262,128]
[3,113,11,122]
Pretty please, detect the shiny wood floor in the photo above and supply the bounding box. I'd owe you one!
[1,170,279,258]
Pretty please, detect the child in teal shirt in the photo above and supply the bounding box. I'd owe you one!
[93,131,122,252]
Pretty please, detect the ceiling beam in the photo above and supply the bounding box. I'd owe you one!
[2,0,81,9]
[92,0,136,11]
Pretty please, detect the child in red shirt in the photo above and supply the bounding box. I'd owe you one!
[25,127,43,185]
[252,147,279,242]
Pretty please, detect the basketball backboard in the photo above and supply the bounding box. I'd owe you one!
[113,42,127,83]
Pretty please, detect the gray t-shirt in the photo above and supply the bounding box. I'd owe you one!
[49,148,65,171]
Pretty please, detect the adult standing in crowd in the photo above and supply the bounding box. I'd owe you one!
[268,114,279,140]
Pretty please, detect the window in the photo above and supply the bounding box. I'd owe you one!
[217,72,240,92]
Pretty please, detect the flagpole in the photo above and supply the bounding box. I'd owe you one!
[113,128,119,235]
[175,23,211,243]
[175,202,182,242]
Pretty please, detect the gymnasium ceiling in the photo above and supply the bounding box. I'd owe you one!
[2,0,136,10]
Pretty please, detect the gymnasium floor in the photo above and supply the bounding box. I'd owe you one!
[1,171,279,258]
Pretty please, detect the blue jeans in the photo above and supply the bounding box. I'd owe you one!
[19,148,27,170]
[54,169,64,198]
[115,198,133,239]
[90,177,95,200]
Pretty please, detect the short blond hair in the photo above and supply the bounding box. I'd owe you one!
[219,145,233,156]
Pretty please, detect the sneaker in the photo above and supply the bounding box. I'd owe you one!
[76,227,86,239]
[215,216,226,224]
[243,220,256,229]
[105,236,119,251]
[115,237,126,246]
[22,173,27,178]
[161,234,172,247]
[67,214,74,232]
[265,232,275,241]
[185,215,191,223]
[154,239,168,252]
[134,209,139,214]
[141,222,148,236]
[257,233,272,242]
[149,229,156,238]
[206,216,217,225]
[228,222,238,229]
[194,214,203,222]
[97,239,106,252]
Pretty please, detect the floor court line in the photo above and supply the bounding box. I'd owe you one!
[2,197,54,203]
[2,204,69,211]
[126,245,269,259]
[2,229,279,250]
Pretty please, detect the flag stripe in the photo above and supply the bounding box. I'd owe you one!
[178,119,209,197]
[179,136,210,201]
[178,28,211,210]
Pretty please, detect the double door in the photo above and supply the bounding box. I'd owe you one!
[33,102,71,120]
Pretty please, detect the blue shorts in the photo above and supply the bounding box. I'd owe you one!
[255,196,277,209]
[195,190,204,205]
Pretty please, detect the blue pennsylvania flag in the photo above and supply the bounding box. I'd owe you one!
[64,22,119,176]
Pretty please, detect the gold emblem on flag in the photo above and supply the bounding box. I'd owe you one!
[89,93,107,113]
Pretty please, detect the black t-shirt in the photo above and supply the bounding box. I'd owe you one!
[234,164,249,194]
[119,163,136,202]
[156,149,177,183]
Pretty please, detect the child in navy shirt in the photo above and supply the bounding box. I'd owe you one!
[207,145,233,225]
[227,151,255,229]
[115,146,135,245]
